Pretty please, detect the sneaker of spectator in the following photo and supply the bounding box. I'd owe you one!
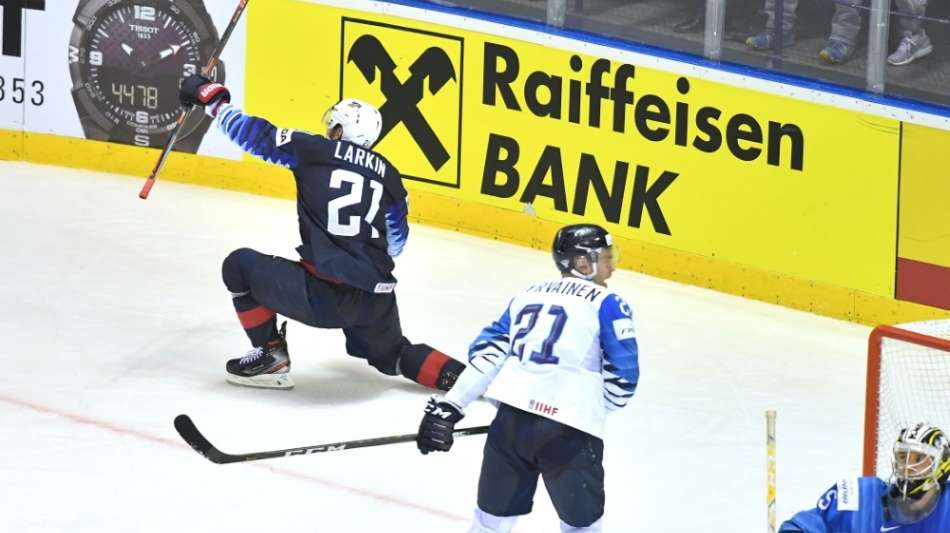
[674,13,703,33]
[745,31,795,51]
[887,32,933,66]
[672,0,703,33]
[819,40,855,64]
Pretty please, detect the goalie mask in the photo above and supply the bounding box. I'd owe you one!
[886,423,950,525]
[552,224,614,281]
[322,98,382,149]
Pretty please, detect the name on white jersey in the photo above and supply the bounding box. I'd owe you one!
[526,279,603,302]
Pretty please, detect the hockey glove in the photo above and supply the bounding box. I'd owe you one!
[417,396,465,455]
[179,74,230,116]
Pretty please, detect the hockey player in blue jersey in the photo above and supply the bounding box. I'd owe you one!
[780,423,950,533]
[415,224,639,532]
[177,75,464,391]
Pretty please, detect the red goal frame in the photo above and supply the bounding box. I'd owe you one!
[863,325,950,475]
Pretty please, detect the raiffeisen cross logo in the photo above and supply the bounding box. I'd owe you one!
[348,35,455,170]
[341,20,463,188]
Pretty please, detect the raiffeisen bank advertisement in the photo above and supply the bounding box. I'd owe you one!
[246,0,901,321]
[3,0,946,324]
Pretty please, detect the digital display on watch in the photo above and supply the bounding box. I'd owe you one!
[70,0,223,151]
[86,4,201,132]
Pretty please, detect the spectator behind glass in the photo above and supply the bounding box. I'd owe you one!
[745,0,866,64]
[746,0,935,66]
[673,0,705,33]
[673,0,763,40]
[888,0,933,65]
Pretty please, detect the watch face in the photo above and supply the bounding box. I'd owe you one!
[69,1,222,149]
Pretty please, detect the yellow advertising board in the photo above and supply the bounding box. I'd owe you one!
[246,0,901,298]
[896,123,950,310]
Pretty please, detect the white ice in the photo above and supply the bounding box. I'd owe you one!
[0,161,871,532]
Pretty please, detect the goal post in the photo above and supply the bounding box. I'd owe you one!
[863,320,950,477]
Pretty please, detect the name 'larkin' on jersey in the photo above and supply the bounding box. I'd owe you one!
[334,142,388,177]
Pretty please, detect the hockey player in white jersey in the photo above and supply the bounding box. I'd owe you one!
[780,423,950,532]
[416,223,640,533]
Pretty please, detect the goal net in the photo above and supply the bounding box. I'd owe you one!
[864,319,950,477]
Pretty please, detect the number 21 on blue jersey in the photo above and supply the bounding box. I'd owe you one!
[511,304,568,365]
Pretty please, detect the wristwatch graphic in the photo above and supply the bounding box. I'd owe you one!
[68,0,225,153]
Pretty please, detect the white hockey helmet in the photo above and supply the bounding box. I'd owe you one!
[322,98,383,149]
[886,423,950,524]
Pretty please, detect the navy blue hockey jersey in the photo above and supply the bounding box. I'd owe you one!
[214,103,409,293]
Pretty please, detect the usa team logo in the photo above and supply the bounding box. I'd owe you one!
[340,18,464,188]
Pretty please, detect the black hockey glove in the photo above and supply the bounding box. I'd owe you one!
[179,74,230,115]
[417,396,465,455]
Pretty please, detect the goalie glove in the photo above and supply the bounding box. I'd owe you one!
[417,396,465,455]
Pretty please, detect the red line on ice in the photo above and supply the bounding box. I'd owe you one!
[0,392,469,524]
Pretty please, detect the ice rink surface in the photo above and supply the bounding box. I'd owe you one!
[0,161,872,532]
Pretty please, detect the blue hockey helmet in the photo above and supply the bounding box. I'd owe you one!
[886,423,950,524]
[552,224,613,281]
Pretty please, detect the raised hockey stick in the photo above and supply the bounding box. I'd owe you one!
[174,414,490,464]
[138,0,251,200]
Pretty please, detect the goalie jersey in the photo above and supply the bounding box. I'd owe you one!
[780,477,950,533]
[445,277,639,438]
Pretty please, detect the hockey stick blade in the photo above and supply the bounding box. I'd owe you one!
[173,414,490,464]
[174,414,225,461]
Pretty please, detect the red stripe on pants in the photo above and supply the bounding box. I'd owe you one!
[237,306,275,329]
[299,259,343,284]
[416,351,449,389]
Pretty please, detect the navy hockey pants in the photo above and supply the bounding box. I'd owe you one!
[477,403,605,527]
[221,248,458,388]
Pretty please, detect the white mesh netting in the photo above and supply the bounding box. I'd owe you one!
[873,319,950,477]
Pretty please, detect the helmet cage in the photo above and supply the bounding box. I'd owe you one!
[892,441,942,498]
[885,424,950,525]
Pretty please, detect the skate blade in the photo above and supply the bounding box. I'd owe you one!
[226,372,295,390]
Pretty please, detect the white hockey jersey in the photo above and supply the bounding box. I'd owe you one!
[445,277,639,438]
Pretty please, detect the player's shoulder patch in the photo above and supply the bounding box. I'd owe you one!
[612,317,636,340]
[835,477,860,511]
[601,293,635,340]
[275,128,295,147]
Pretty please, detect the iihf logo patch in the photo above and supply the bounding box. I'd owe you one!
[529,399,559,416]
[340,19,463,188]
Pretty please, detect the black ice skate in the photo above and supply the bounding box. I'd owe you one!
[226,322,294,389]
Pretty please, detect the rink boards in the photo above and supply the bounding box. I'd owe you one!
[0,0,948,324]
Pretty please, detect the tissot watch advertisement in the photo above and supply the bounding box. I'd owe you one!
[0,0,246,159]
